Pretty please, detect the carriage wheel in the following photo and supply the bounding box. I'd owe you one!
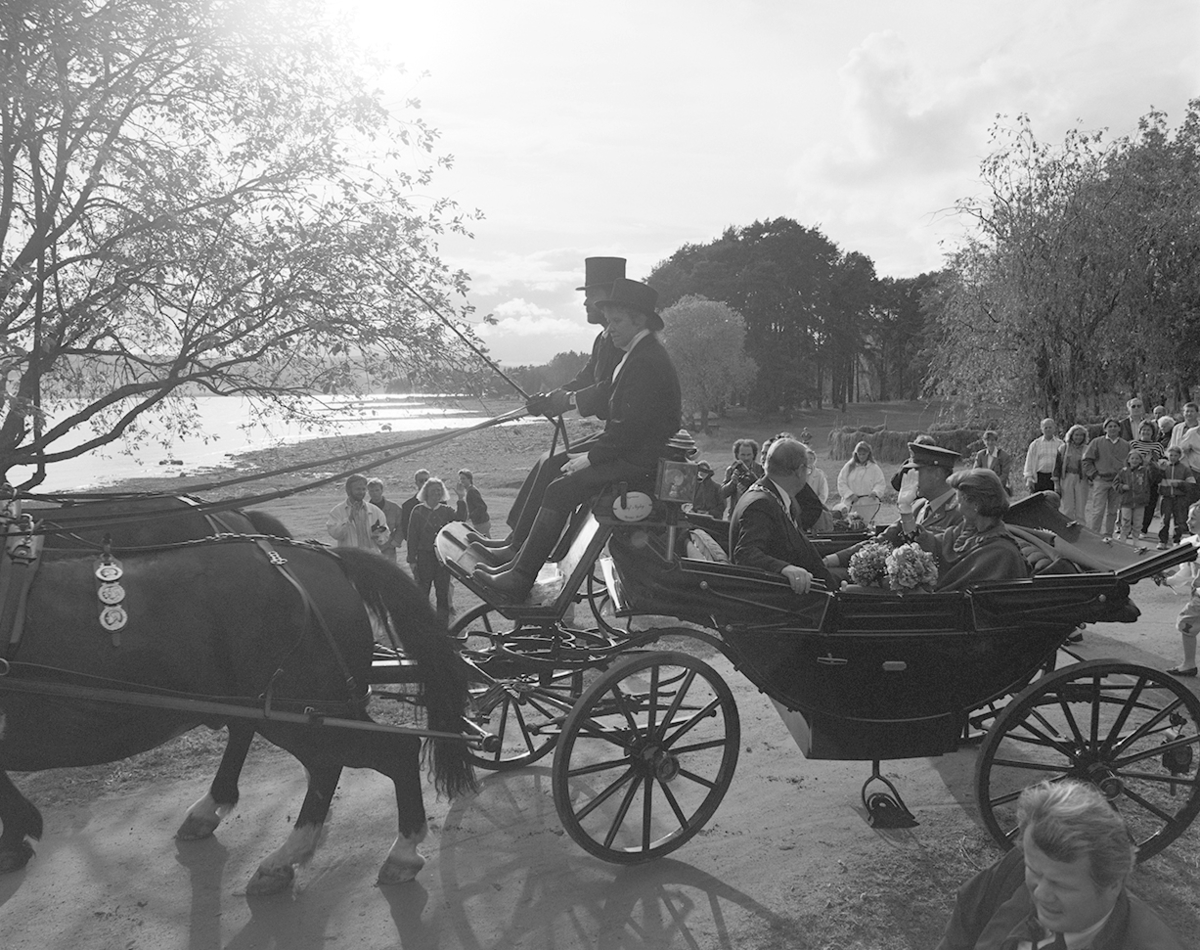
[452,605,585,771]
[552,651,739,864]
[976,659,1200,860]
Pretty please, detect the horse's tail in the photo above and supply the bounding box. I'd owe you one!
[333,549,476,797]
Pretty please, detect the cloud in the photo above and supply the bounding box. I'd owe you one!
[477,298,579,338]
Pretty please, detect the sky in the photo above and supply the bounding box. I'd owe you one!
[339,0,1200,366]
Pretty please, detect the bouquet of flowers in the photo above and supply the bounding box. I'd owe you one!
[885,542,939,592]
[847,541,891,587]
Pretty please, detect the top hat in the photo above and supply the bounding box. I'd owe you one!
[596,277,663,330]
[576,257,627,291]
[907,442,960,471]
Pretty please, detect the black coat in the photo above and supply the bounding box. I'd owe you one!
[729,479,834,586]
[566,331,622,419]
[586,333,681,469]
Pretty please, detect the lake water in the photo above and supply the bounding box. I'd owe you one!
[11,394,525,492]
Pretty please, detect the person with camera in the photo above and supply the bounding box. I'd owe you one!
[720,438,763,517]
[326,473,390,552]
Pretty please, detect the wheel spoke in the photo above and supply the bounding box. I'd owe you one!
[1115,783,1186,825]
[653,668,696,743]
[576,766,637,823]
[977,660,1200,861]
[553,651,740,864]
[603,774,643,849]
[665,696,723,748]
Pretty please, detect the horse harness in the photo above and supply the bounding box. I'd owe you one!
[0,511,367,714]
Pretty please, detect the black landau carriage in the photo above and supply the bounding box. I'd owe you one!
[438,448,1200,866]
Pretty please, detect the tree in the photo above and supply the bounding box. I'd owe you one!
[871,273,935,401]
[649,218,885,412]
[927,103,1200,431]
[0,0,480,486]
[660,295,756,433]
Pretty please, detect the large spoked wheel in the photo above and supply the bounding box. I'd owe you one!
[976,659,1200,860]
[552,651,740,864]
[451,605,580,771]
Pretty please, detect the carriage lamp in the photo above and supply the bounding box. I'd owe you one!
[655,459,700,559]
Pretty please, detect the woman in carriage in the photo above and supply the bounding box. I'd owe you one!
[904,467,1030,591]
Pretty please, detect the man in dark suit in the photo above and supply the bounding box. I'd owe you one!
[729,438,834,594]
[474,278,682,600]
[937,780,1185,950]
[473,257,624,557]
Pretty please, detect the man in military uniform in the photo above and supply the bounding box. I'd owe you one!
[823,441,962,574]
[909,442,964,531]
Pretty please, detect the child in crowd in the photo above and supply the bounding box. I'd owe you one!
[1157,445,1194,549]
[1114,450,1151,542]
[1163,502,1200,677]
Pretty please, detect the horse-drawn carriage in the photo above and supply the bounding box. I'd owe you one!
[435,459,1200,865]
[2,445,1199,888]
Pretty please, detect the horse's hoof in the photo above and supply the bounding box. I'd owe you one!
[246,864,295,895]
[0,841,35,873]
[175,814,220,840]
[377,854,424,885]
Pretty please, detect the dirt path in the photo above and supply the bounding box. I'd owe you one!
[2,596,1199,949]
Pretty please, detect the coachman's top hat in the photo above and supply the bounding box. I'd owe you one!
[596,277,663,330]
[577,257,626,291]
[907,442,960,471]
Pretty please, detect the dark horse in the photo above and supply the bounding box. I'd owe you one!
[0,535,474,893]
[26,493,296,855]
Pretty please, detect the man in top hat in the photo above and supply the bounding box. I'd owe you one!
[554,256,626,418]
[730,437,835,594]
[472,258,625,559]
[474,278,682,600]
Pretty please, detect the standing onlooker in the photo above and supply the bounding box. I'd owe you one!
[1056,425,1090,521]
[1163,502,1200,677]
[1082,418,1131,538]
[836,441,886,509]
[690,461,726,518]
[1131,419,1166,537]
[1114,451,1151,542]
[455,469,491,538]
[406,477,458,622]
[1023,418,1064,494]
[1157,445,1194,548]
[326,474,390,551]
[972,430,1012,494]
[366,477,403,561]
[1168,402,1199,452]
[1174,406,1200,506]
[398,469,430,558]
[720,438,763,517]
[1158,414,1176,446]
[1152,404,1167,422]
[1117,396,1146,442]
[804,446,829,505]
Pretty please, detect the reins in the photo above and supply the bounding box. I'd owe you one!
[11,405,534,541]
